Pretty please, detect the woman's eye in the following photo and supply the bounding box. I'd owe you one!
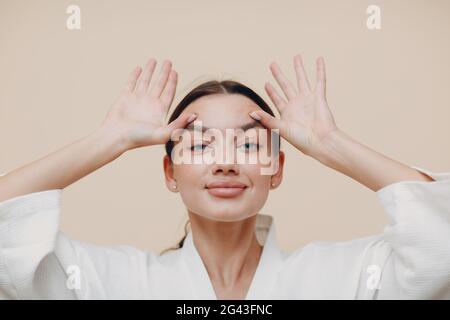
[238,142,260,151]
[190,143,208,152]
[190,142,261,152]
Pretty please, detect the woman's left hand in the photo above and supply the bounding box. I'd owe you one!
[249,54,339,157]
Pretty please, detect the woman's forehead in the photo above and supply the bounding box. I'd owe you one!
[182,94,261,123]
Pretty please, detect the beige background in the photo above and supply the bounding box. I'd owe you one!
[1,0,449,253]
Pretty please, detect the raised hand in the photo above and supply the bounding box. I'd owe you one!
[102,58,197,150]
[249,54,338,157]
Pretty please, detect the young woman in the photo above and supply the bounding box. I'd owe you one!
[0,55,449,300]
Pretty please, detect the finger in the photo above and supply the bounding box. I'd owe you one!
[315,56,326,97]
[162,113,197,146]
[123,66,142,93]
[264,82,287,113]
[136,58,157,92]
[150,60,172,97]
[269,62,297,100]
[248,111,286,138]
[165,112,198,136]
[160,70,178,108]
[293,54,312,93]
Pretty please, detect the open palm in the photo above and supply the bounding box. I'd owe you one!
[250,54,338,156]
[102,58,197,150]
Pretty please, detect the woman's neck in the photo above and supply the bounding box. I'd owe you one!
[188,213,263,290]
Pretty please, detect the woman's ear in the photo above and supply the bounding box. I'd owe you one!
[270,150,285,189]
[163,155,178,192]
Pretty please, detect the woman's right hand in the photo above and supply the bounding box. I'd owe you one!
[101,58,198,151]
[0,58,199,200]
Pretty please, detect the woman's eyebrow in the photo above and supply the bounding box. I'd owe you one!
[185,120,264,132]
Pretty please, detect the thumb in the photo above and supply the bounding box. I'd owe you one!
[166,113,197,132]
[163,112,197,142]
[249,111,285,135]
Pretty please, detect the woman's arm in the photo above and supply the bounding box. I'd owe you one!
[0,58,197,299]
[252,54,450,299]
[249,54,434,191]
[0,127,124,203]
[307,129,434,191]
[0,58,197,202]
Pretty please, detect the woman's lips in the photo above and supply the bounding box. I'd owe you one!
[205,181,247,198]
[206,187,247,198]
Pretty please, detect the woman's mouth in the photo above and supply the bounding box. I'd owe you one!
[205,181,248,198]
[206,187,247,198]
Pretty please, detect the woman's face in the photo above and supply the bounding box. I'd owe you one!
[163,93,285,222]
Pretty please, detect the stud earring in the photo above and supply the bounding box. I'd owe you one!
[271,182,275,187]
[173,184,177,189]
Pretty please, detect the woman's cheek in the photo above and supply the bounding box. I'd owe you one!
[244,166,271,196]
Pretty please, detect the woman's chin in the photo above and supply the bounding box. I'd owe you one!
[198,211,256,223]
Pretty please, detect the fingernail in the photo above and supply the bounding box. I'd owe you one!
[249,111,261,120]
[146,59,156,68]
[187,113,197,122]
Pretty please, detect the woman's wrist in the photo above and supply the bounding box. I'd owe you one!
[307,129,350,168]
[94,123,132,157]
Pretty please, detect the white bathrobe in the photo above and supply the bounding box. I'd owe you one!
[0,165,449,300]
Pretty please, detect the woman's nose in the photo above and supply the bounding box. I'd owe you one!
[211,162,240,175]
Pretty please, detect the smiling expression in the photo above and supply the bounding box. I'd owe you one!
[163,93,285,222]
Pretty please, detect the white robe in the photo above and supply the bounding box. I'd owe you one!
[0,165,449,300]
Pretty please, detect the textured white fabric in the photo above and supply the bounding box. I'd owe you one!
[0,166,449,299]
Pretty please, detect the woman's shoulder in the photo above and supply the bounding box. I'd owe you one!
[54,232,158,268]
[284,233,388,266]
[55,232,187,268]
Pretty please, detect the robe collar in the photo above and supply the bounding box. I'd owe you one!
[180,213,284,299]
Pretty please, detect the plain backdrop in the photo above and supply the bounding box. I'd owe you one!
[1,0,449,253]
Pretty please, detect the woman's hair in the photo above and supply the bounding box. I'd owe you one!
[160,79,280,255]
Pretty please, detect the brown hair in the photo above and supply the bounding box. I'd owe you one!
[160,79,280,255]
